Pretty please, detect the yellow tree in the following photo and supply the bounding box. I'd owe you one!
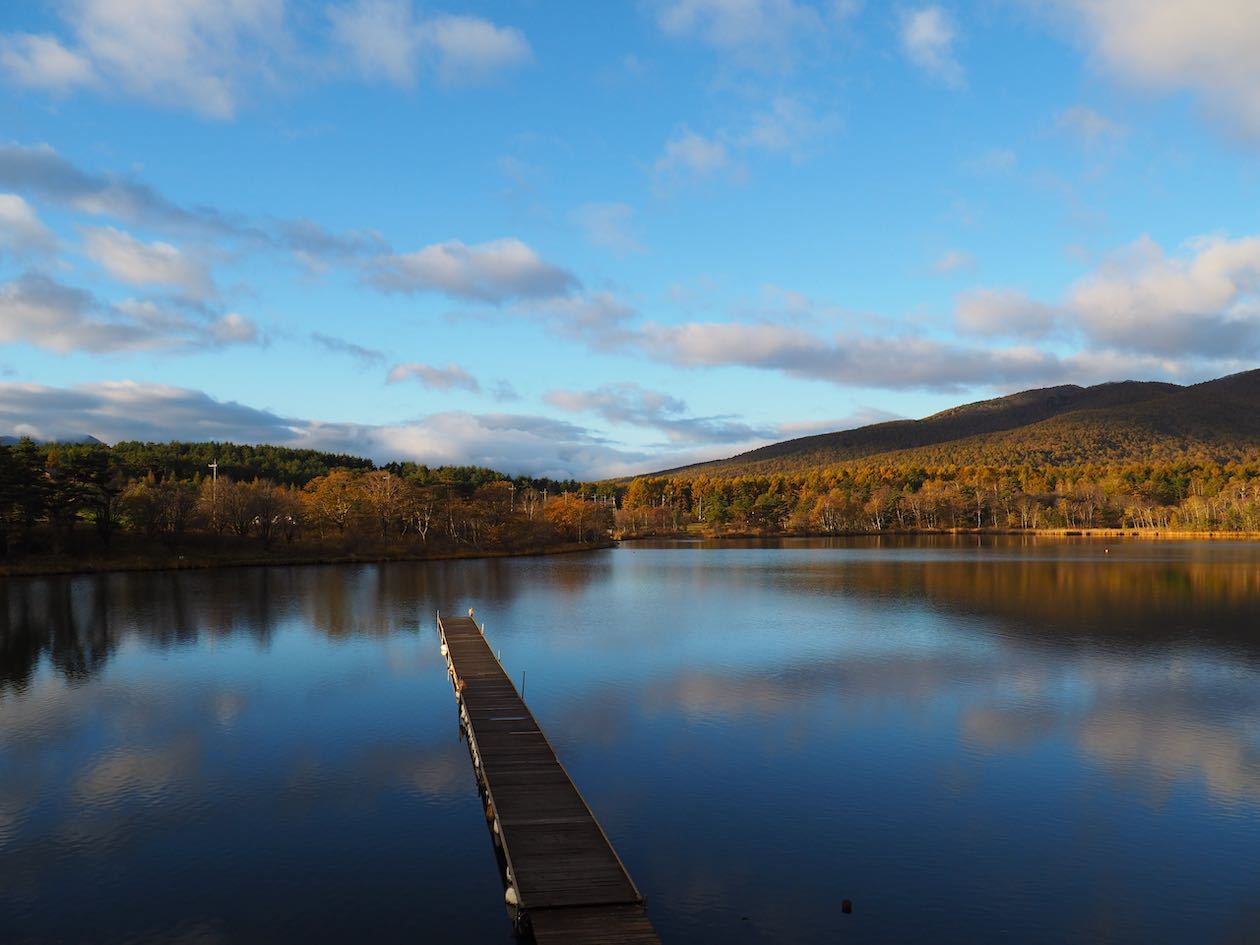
[544,493,586,541]
[302,470,360,536]
[360,471,406,537]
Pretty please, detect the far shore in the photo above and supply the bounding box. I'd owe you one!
[7,528,1258,578]
[0,538,615,579]
[614,528,1260,542]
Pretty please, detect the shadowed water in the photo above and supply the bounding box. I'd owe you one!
[2,536,1260,944]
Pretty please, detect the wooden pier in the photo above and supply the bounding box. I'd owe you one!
[437,612,660,945]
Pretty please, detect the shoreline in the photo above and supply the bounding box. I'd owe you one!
[614,528,1260,542]
[6,527,1256,577]
[0,538,615,579]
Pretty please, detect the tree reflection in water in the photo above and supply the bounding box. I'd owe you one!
[2,539,1260,945]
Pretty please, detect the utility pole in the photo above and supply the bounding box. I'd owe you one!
[208,460,219,532]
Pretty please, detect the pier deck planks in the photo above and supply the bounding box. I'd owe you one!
[438,614,661,945]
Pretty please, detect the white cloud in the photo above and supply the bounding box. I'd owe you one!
[493,279,1217,392]
[0,193,57,256]
[0,144,257,240]
[0,380,303,444]
[282,219,387,270]
[0,144,386,268]
[956,233,1260,358]
[654,127,732,182]
[295,411,653,480]
[81,226,213,299]
[0,33,95,92]
[0,272,256,353]
[208,312,258,344]
[931,249,976,274]
[1,0,529,116]
[512,291,637,348]
[0,378,896,478]
[386,362,480,392]
[544,382,772,444]
[1068,234,1260,357]
[570,203,645,256]
[0,0,288,119]
[625,319,1202,391]
[311,332,386,366]
[653,98,837,189]
[0,273,114,353]
[545,383,681,422]
[964,148,1017,175]
[739,96,838,158]
[956,288,1057,338]
[1055,104,1126,145]
[365,237,576,302]
[1049,0,1260,138]
[0,380,653,479]
[652,0,827,63]
[329,1,530,88]
[327,0,419,85]
[420,15,532,85]
[901,6,964,88]
[449,226,1258,393]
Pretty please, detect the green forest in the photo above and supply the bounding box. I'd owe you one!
[0,439,615,572]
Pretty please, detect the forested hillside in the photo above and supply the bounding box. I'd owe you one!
[7,370,1260,563]
[664,370,1260,476]
[613,370,1260,537]
[0,439,613,570]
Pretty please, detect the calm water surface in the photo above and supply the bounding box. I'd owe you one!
[3,537,1260,944]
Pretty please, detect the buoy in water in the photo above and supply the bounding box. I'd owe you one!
[842,899,853,914]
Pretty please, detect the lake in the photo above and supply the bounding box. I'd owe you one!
[3,537,1260,944]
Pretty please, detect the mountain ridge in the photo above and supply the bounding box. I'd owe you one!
[655,369,1260,477]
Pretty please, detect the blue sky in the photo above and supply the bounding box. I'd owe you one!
[1,0,1258,477]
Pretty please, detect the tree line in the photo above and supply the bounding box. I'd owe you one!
[613,462,1260,536]
[0,439,614,563]
[9,438,1258,566]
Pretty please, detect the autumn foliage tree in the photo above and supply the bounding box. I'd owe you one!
[0,439,612,563]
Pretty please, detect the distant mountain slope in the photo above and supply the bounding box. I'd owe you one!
[661,371,1260,477]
